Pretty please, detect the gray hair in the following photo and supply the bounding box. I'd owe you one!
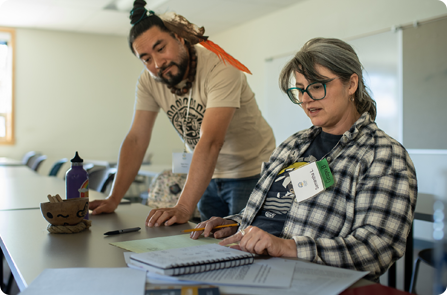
[279,38,376,120]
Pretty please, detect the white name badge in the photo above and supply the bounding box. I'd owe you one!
[289,162,324,203]
[172,152,192,174]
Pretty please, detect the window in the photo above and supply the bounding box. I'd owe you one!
[0,28,14,144]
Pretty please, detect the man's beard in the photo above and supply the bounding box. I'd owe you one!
[154,49,189,87]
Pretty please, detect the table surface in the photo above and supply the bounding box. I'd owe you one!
[107,164,172,177]
[0,166,36,178]
[105,164,171,180]
[0,157,23,166]
[0,203,376,294]
[0,164,429,294]
[0,176,108,211]
[414,192,436,222]
[138,164,171,176]
[0,203,195,291]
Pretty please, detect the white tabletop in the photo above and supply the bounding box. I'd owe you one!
[415,193,436,222]
[0,157,23,166]
[106,164,171,178]
[0,203,195,291]
[0,162,389,294]
[0,166,39,178]
[138,164,171,177]
[0,171,108,211]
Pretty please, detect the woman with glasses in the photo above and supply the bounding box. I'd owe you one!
[190,37,417,282]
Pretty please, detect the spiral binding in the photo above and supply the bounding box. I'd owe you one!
[168,255,254,275]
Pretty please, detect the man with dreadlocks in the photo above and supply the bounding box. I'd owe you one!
[89,0,276,226]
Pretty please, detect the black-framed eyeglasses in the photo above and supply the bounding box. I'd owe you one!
[286,78,337,106]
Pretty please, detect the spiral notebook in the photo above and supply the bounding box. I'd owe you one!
[129,244,254,276]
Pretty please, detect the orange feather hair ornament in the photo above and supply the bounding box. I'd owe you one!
[160,12,251,75]
[198,40,252,74]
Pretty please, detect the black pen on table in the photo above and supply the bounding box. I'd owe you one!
[104,227,141,235]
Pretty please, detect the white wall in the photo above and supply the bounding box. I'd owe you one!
[212,0,446,112]
[0,28,183,174]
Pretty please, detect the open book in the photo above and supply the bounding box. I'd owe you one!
[130,244,254,276]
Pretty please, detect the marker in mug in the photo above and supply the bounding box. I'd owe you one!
[104,227,141,235]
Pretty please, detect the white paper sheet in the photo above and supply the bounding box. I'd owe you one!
[132,257,295,288]
[125,252,368,295]
[175,257,295,287]
[19,268,147,295]
[219,260,369,295]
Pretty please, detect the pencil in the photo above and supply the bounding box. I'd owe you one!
[182,223,238,233]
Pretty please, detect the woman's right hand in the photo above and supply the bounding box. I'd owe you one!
[189,217,238,240]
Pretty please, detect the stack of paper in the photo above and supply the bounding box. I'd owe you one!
[120,235,369,295]
[130,244,255,275]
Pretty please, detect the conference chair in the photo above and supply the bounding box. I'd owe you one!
[21,151,38,166]
[26,154,43,169]
[1,248,13,294]
[48,158,68,177]
[101,172,116,194]
[83,163,94,171]
[410,248,434,294]
[30,155,47,172]
[88,167,116,194]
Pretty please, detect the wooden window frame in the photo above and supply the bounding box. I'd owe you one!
[0,27,15,145]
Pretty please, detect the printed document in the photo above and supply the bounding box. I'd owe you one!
[138,257,295,288]
[124,252,368,294]
[219,260,368,295]
[111,233,220,253]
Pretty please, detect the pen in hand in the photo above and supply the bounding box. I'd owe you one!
[182,223,238,233]
[104,227,141,235]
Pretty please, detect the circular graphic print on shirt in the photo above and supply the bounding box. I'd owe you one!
[167,96,205,149]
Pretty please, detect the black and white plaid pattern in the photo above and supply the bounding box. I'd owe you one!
[227,113,417,281]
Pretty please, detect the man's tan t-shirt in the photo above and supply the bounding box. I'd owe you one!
[135,45,275,179]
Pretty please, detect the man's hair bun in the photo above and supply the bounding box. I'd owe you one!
[129,0,148,25]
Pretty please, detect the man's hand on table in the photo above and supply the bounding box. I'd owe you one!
[89,198,120,215]
[146,204,192,227]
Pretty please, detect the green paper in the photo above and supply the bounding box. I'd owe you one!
[110,234,221,253]
[316,158,334,189]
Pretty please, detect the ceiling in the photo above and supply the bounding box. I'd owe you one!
[0,0,302,37]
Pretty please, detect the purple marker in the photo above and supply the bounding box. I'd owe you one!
[65,151,89,219]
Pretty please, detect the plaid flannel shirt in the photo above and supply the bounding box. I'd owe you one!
[227,113,417,281]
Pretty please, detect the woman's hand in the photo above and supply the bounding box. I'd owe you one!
[189,217,238,240]
[219,226,297,257]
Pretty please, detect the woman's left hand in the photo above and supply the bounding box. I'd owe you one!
[218,226,297,257]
